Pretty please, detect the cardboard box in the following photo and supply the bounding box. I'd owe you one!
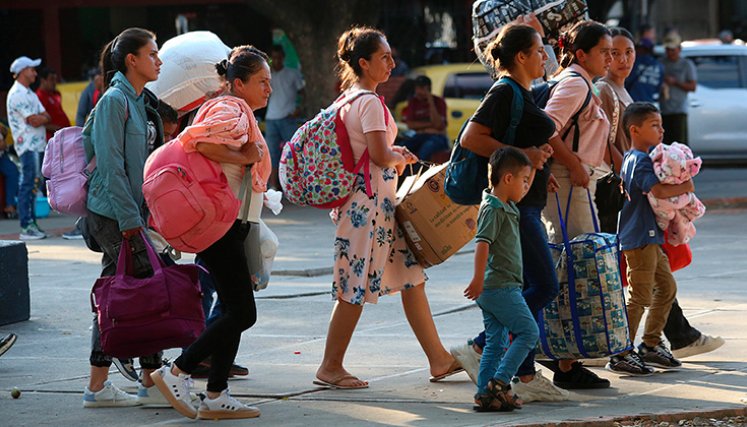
[395,163,479,267]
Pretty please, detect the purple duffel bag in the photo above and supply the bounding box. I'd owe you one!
[91,233,205,358]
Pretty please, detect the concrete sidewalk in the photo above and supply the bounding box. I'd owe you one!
[0,169,746,426]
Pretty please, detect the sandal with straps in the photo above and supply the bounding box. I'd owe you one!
[486,379,522,410]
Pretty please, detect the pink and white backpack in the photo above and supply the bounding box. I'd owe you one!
[279,91,388,209]
[142,140,240,253]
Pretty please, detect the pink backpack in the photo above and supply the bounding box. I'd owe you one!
[42,126,93,217]
[142,140,240,253]
[279,91,388,209]
[42,94,128,217]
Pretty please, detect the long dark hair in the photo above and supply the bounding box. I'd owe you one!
[100,27,156,86]
[336,26,386,90]
[484,24,538,77]
[556,20,611,73]
[215,45,269,86]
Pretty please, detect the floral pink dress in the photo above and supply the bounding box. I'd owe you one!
[331,91,427,305]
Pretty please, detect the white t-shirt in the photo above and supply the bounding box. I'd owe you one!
[6,81,47,156]
[265,67,305,120]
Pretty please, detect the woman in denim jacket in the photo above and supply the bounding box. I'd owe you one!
[81,27,166,408]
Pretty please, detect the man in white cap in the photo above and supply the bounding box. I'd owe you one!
[6,56,51,240]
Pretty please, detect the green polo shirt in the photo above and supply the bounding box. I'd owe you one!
[475,190,523,289]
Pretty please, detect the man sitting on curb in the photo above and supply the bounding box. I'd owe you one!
[400,75,450,162]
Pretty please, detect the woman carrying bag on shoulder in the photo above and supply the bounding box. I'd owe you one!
[82,27,167,408]
[541,20,612,244]
[150,46,271,421]
[314,26,462,391]
[452,23,572,403]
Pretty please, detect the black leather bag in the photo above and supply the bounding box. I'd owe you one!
[595,170,624,214]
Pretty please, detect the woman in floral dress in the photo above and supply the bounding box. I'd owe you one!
[314,26,462,389]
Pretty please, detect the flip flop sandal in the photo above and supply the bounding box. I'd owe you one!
[429,360,465,382]
[313,374,369,390]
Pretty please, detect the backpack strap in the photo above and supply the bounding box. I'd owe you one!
[496,77,525,146]
[557,71,592,152]
[339,90,389,199]
[607,83,621,171]
[239,164,253,224]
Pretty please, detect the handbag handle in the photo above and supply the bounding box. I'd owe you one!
[115,231,164,279]
[555,186,601,246]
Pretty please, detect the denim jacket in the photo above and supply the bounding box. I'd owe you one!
[83,71,150,231]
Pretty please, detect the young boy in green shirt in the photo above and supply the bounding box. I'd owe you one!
[464,147,539,412]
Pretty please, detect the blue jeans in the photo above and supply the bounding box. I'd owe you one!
[400,133,450,162]
[473,206,559,376]
[476,287,539,394]
[18,151,42,228]
[265,117,300,170]
[0,154,19,208]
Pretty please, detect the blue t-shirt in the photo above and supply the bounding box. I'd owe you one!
[619,149,664,250]
[625,54,664,103]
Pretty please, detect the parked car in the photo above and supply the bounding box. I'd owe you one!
[679,42,747,162]
[394,63,493,141]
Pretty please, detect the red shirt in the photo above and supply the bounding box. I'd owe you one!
[402,95,447,127]
[36,88,71,140]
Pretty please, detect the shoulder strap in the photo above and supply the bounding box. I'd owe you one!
[607,85,620,170]
[496,77,524,146]
[559,71,592,152]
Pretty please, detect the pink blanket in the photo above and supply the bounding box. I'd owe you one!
[647,142,706,246]
[177,95,271,193]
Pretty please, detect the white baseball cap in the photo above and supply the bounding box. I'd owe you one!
[10,56,42,75]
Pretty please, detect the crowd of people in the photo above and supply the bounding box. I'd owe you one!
[0,11,726,421]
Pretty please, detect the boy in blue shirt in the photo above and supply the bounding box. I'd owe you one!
[464,147,538,412]
[607,102,692,375]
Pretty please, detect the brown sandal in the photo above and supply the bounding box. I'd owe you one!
[485,379,522,410]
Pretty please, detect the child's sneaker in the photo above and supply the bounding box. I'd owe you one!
[137,382,170,407]
[450,342,481,385]
[83,380,140,408]
[511,369,570,402]
[150,365,197,419]
[638,343,682,369]
[197,388,261,420]
[606,351,655,376]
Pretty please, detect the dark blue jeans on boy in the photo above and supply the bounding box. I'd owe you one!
[473,206,559,377]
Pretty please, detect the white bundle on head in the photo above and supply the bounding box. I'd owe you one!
[146,31,231,115]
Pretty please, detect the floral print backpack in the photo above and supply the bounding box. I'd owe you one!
[279,91,389,209]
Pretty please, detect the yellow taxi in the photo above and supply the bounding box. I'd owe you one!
[394,63,493,141]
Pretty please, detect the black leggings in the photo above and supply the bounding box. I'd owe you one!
[174,221,257,392]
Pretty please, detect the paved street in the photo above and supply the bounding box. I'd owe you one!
[0,167,745,426]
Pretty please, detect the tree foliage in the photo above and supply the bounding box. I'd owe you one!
[248,0,381,114]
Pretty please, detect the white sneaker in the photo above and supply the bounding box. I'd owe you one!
[450,342,481,385]
[150,365,197,418]
[511,370,570,403]
[83,380,141,408]
[197,388,260,420]
[672,335,725,359]
[137,382,170,407]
